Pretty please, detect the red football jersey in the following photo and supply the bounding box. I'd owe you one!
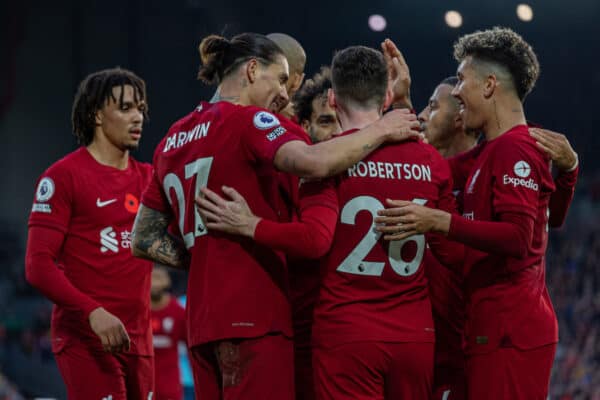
[425,251,466,376]
[28,147,153,354]
[312,130,455,348]
[272,122,320,352]
[459,125,557,354]
[141,101,304,347]
[425,147,477,375]
[152,296,186,400]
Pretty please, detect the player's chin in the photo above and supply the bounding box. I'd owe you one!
[125,141,140,151]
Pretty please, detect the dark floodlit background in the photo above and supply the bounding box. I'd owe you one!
[1,0,599,398]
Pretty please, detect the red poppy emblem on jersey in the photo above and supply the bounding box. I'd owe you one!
[152,317,160,331]
[125,193,139,213]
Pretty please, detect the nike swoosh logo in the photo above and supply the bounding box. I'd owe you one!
[96,198,117,207]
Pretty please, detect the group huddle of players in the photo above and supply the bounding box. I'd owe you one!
[25,27,579,400]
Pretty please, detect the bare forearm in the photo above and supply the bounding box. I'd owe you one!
[131,205,190,269]
[277,125,386,178]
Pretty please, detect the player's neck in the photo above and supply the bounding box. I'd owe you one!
[211,83,241,105]
[439,133,478,158]
[482,96,526,141]
[87,134,129,170]
[151,293,171,310]
[337,108,380,131]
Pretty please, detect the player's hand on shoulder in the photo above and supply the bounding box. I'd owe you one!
[378,109,422,142]
[88,307,131,353]
[529,128,578,171]
[195,186,260,238]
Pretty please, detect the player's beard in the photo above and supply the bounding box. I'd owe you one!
[125,142,140,151]
[150,290,165,302]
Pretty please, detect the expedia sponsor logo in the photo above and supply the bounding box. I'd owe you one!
[266,126,286,141]
[502,175,539,191]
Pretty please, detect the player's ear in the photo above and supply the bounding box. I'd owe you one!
[245,58,259,84]
[95,109,103,126]
[328,88,337,109]
[382,88,393,111]
[290,72,305,94]
[301,119,310,133]
[483,74,497,99]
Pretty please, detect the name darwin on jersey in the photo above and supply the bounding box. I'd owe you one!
[163,122,211,152]
[348,161,432,182]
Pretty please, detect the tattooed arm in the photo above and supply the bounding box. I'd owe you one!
[274,109,421,178]
[131,204,190,270]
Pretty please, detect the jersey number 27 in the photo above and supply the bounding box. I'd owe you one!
[163,157,213,249]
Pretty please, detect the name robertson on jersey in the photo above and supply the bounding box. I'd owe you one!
[163,122,211,152]
[347,161,432,182]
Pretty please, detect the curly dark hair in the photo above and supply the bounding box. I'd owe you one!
[453,27,540,101]
[293,66,332,123]
[71,67,147,146]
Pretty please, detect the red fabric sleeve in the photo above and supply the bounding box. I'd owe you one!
[141,167,171,213]
[549,166,578,228]
[426,233,465,273]
[448,212,535,259]
[253,179,339,259]
[25,226,101,316]
[240,108,305,164]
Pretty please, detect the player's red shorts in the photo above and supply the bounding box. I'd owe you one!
[432,366,467,400]
[467,343,556,400]
[189,333,294,400]
[313,341,433,400]
[54,341,154,400]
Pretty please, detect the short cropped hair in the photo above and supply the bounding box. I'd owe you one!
[331,46,387,110]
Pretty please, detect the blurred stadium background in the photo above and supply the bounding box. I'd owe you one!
[1,0,599,398]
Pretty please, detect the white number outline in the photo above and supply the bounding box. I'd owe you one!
[336,196,427,277]
[163,157,213,249]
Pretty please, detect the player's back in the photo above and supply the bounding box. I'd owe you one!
[313,131,454,348]
[150,101,301,347]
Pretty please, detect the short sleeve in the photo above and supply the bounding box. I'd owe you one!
[240,108,305,164]
[141,168,170,213]
[491,137,549,219]
[28,164,73,234]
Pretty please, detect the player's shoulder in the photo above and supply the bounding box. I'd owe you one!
[40,147,88,179]
[496,125,535,147]
[495,125,546,160]
[169,296,186,313]
[237,106,283,130]
[395,139,445,164]
[128,157,153,177]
